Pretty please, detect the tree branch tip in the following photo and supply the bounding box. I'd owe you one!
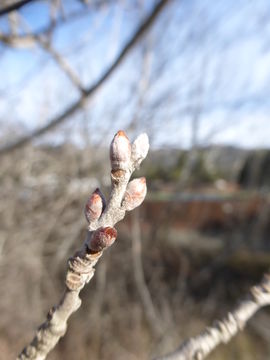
[17,129,149,359]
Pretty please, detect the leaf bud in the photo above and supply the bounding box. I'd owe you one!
[122,177,147,211]
[84,188,106,223]
[89,227,117,252]
[110,130,131,171]
[132,133,149,168]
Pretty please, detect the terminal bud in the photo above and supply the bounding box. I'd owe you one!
[110,130,131,171]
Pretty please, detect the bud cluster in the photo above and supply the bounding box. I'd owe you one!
[85,131,148,248]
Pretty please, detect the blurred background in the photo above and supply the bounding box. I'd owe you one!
[0,0,270,359]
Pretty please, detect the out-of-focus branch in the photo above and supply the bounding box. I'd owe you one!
[10,9,85,92]
[0,0,36,16]
[8,12,19,35]
[17,130,149,360]
[36,36,85,93]
[131,209,163,338]
[129,36,153,133]
[154,273,270,360]
[0,0,170,155]
[0,5,98,47]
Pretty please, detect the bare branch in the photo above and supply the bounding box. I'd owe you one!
[0,5,101,47]
[0,0,170,155]
[131,209,163,337]
[17,130,150,360]
[36,36,85,93]
[154,273,270,360]
[5,9,85,93]
[0,0,36,16]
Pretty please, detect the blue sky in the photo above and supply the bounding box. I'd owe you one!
[0,0,270,149]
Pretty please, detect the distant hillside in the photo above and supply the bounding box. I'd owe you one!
[143,146,270,189]
[3,143,269,190]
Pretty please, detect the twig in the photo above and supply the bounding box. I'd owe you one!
[36,36,85,93]
[17,130,149,360]
[0,7,95,47]
[154,272,270,360]
[0,0,36,16]
[6,10,85,93]
[0,0,170,155]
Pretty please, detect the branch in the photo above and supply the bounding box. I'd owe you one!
[154,272,270,360]
[131,209,163,337]
[0,0,170,155]
[17,130,150,360]
[0,4,105,47]
[36,36,85,93]
[0,0,36,16]
[4,10,85,92]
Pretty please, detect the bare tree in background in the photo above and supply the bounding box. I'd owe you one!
[1,2,270,360]
[1,0,268,153]
[0,0,170,153]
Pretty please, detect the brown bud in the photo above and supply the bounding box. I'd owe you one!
[110,130,131,171]
[89,227,117,252]
[122,177,147,211]
[84,188,106,223]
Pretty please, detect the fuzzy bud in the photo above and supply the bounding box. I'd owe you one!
[122,177,147,211]
[110,130,131,171]
[132,133,149,168]
[84,188,106,223]
[89,227,117,252]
